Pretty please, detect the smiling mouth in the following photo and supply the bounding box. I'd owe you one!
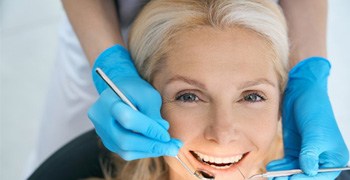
[190,151,247,170]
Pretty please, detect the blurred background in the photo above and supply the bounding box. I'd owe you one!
[1,0,349,179]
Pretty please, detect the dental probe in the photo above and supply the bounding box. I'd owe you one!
[95,68,214,180]
[248,166,350,179]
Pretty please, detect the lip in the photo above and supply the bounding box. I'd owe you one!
[183,150,250,177]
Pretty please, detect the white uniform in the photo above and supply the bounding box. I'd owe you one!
[26,1,147,176]
[26,14,97,176]
[27,0,280,176]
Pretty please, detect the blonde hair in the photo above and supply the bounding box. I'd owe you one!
[129,0,289,90]
[106,0,289,179]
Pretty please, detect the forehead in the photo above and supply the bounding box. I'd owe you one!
[160,27,278,85]
[169,26,274,60]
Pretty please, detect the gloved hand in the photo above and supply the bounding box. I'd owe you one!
[267,57,349,179]
[88,44,182,160]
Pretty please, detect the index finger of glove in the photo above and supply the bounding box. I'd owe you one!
[267,157,299,171]
[111,101,171,142]
[103,122,181,157]
[114,139,183,161]
[117,79,170,130]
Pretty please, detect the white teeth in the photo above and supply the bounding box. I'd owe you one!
[203,154,210,162]
[194,152,244,165]
[210,164,231,169]
[209,156,215,163]
[216,157,223,164]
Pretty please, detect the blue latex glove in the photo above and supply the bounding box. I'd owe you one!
[88,44,182,160]
[267,57,349,180]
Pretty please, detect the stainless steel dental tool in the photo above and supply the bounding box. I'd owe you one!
[248,166,350,179]
[95,68,215,180]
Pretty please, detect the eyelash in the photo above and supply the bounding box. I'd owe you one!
[175,92,200,103]
[242,92,266,103]
[175,91,266,103]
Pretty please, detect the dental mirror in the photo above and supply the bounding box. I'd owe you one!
[195,169,215,180]
[175,155,215,179]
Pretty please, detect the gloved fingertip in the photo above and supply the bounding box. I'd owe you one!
[300,151,319,176]
[165,146,180,157]
[172,138,184,148]
[167,150,178,157]
[159,131,171,142]
[266,158,293,171]
[265,164,290,172]
[266,165,278,171]
[266,164,277,171]
[163,139,183,157]
[158,119,170,130]
[266,160,284,170]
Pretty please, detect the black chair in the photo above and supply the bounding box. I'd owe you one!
[28,130,104,180]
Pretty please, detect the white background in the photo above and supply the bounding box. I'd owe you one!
[1,0,349,179]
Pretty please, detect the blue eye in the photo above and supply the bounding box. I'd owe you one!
[243,93,265,102]
[176,93,199,102]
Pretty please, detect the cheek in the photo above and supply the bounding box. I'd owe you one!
[161,103,206,142]
[234,93,280,146]
[249,119,278,147]
[242,105,280,151]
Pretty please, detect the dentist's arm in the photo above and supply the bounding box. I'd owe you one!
[280,0,327,68]
[62,0,181,160]
[62,0,123,64]
[267,1,349,179]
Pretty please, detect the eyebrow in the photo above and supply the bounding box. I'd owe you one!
[238,78,276,89]
[166,75,276,90]
[166,75,206,89]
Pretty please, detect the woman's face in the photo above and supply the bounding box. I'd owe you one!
[153,27,281,180]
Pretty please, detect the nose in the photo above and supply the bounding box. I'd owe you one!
[204,104,240,145]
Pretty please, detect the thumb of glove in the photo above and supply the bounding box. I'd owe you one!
[299,148,320,176]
